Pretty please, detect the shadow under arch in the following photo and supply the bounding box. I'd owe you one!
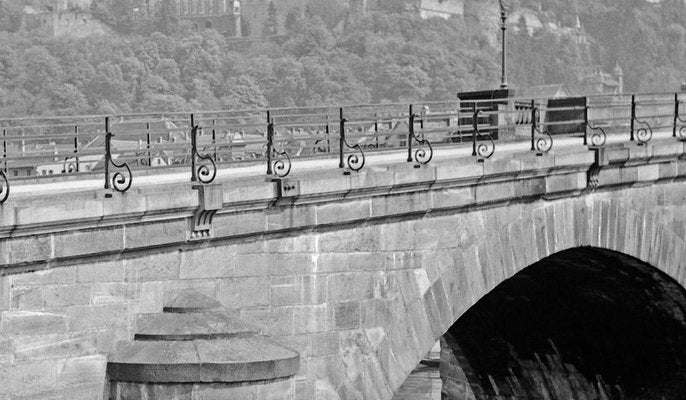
[441,247,686,400]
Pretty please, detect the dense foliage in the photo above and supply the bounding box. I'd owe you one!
[0,0,683,117]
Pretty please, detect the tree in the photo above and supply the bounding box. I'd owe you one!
[22,46,64,95]
[221,75,267,110]
[262,1,278,36]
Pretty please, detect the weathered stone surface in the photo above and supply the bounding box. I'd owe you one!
[124,252,180,282]
[10,285,43,310]
[0,311,68,336]
[65,304,130,331]
[56,354,107,385]
[266,206,317,231]
[13,333,96,361]
[240,307,294,336]
[124,220,187,249]
[6,236,52,264]
[333,301,360,330]
[43,284,92,307]
[135,312,258,340]
[108,337,299,383]
[11,267,76,286]
[91,282,139,305]
[0,360,57,396]
[77,260,125,283]
[293,305,328,334]
[217,277,270,308]
[316,200,371,226]
[53,227,123,259]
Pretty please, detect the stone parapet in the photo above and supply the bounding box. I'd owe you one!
[2,140,682,275]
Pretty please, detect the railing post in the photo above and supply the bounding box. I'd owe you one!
[74,126,80,172]
[325,114,331,153]
[408,104,414,162]
[630,94,636,142]
[266,111,273,175]
[472,103,478,157]
[583,105,589,146]
[374,113,379,149]
[104,116,111,189]
[674,93,679,138]
[146,122,152,167]
[339,107,345,169]
[190,114,197,182]
[212,119,217,161]
[530,100,536,151]
[2,128,6,174]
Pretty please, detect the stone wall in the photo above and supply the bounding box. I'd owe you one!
[0,139,685,399]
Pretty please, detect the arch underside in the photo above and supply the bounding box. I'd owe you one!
[442,247,686,400]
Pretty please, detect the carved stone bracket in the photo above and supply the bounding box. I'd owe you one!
[587,148,609,191]
[190,184,223,239]
[273,178,301,198]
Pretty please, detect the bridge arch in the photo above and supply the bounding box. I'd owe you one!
[439,247,686,399]
[365,188,686,400]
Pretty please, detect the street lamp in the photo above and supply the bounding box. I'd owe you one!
[499,0,508,89]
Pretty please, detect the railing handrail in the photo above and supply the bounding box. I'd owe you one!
[0,90,684,204]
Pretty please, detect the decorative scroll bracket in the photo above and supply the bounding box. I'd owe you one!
[190,115,217,184]
[674,95,686,141]
[266,116,292,178]
[190,183,223,239]
[630,96,653,146]
[339,108,365,175]
[472,106,495,162]
[587,147,609,191]
[104,117,133,195]
[407,105,434,168]
[0,171,9,205]
[531,104,553,156]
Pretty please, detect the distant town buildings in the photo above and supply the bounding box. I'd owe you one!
[577,63,624,95]
[2,0,109,38]
[416,0,463,19]
[146,0,244,36]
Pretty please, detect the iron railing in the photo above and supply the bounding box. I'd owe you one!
[0,91,684,203]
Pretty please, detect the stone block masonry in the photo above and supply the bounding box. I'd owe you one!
[0,139,685,399]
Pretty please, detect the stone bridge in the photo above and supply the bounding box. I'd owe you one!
[1,133,686,399]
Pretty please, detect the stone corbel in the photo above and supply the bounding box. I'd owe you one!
[273,178,301,198]
[190,184,223,239]
[587,147,609,190]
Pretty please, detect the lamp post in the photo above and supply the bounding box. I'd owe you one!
[499,0,508,89]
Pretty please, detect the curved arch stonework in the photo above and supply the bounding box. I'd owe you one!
[308,181,686,399]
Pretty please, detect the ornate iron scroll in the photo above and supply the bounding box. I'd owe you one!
[631,95,653,145]
[266,114,292,178]
[339,108,365,173]
[586,123,607,147]
[190,115,217,184]
[0,171,9,204]
[407,105,433,166]
[104,117,133,193]
[531,103,553,155]
[472,106,495,161]
[62,157,78,174]
[674,94,686,140]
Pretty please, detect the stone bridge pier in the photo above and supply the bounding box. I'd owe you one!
[1,139,686,399]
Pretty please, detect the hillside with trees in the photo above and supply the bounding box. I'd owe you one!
[0,0,683,117]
